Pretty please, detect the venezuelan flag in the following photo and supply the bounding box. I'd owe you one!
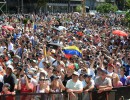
[63,46,82,57]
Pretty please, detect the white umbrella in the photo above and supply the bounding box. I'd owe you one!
[58,26,67,31]
[49,42,63,47]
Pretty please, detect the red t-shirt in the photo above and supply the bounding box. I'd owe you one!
[20,83,34,100]
[1,91,14,100]
[21,83,34,93]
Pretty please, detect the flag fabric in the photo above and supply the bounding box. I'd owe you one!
[63,46,82,57]
[64,54,73,59]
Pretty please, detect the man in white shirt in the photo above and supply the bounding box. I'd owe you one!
[8,40,14,51]
[66,71,83,100]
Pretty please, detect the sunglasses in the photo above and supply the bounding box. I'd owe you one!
[39,79,48,81]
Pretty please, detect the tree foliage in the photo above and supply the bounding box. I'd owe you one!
[125,10,130,27]
[96,3,118,13]
[75,5,82,13]
[126,0,130,9]
[35,0,47,10]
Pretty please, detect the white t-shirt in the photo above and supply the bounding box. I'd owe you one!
[0,46,6,53]
[31,78,38,86]
[38,59,45,68]
[66,79,83,90]
[0,75,3,83]
[8,42,14,51]
[49,56,58,67]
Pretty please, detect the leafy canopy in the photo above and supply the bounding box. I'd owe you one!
[96,3,118,13]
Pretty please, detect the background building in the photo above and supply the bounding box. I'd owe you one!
[4,0,82,14]
[0,0,124,14]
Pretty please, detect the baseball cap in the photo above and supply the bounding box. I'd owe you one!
[101,69,108,74]
[27,74,32,79]
[13,55,21,59]
[50,75,59,81]
[84,74,92,78]
[3,83,10,89]
[73,71,80,76]
[31,59,38,64]
[42,60,49,64]
[51,49,56,54]
[7,65,14,71]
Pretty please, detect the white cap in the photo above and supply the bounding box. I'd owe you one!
[73,71,80,76]
[7,65,14,71]
[51,49,56,54]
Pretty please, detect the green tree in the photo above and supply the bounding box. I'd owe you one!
[75,5,82,12]
[35,0,47,13]
[96,3,118,13]
[126,0,130,9]
[125,10,130,28]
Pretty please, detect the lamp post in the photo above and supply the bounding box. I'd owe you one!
[68,0,70,13]
[21,0,23,14]
[82,0,86,18]
[18,0,20,14]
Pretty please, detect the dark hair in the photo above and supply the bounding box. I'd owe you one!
[120,67,126,72]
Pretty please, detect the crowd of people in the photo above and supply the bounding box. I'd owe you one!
[0,12,129,100]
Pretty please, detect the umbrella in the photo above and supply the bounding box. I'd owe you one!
[112,30,128,37]
[49,42,63,47]
[57,26,67,31]
[52,26,67,32]
[2,25,14,31]
[74,12,80,15]
[47,42,63,49]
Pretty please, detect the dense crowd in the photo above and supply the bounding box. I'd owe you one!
[0,13,129,100]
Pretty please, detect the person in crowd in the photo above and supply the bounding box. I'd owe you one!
[3,65,17,92]
[119,67,127,86]
[0,66,4,92]
[50,75,65,100]
[62,67,73,86]
[17,74,34,100]
[36,76,50,93]
[0,83,14,100]
[34,77,50,100]
[112,73,123,88]
[83,74,95,100]
[107,63,114,77]
[125,75,130,86]
[114,62,121,75]
[66,71,83,100]
[95,69,112,93]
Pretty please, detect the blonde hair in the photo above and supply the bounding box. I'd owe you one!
[113,73,120,83]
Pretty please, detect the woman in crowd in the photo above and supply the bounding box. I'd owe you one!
[112,73,123,88]
[50,75,65,100]
[35,77,50,93]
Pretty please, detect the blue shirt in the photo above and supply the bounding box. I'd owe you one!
[120,75,127,86]
[123,63,130,76]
